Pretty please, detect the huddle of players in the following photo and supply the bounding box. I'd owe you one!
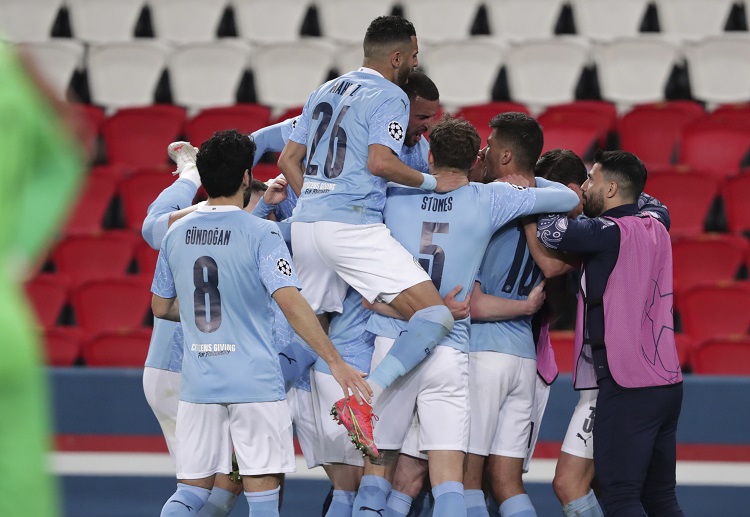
[144,15,677,517]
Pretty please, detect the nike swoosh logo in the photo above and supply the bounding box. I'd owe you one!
[169,500,193,511]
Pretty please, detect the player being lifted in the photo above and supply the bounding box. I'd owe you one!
[278,16,465,458]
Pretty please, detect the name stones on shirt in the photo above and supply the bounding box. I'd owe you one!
[421,196,453,212]
[185,227,231,246]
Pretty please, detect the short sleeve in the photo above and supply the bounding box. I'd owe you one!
[257,227,301,295]
[151,246,176,298]
[289,98,311,145]
[368,91,410,155]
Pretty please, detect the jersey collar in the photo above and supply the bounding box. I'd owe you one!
[197,204,242,213]
[358,67,384,78]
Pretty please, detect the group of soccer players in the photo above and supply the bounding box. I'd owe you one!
[144,14,683,517]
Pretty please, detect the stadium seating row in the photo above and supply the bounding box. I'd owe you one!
[1,0,748,44]
[550,331,750,376]
[29,272,750,373]
[16,35,750,112]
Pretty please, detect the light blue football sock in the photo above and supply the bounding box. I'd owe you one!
[196,486,238,517]
[499,494,536,517]
[161,483,211,516]
[387,489,413,516]
[353,475,391,517]
[369,305,453,389]
[326,490,356,517]
[245,486,280,516]
[562,490,604,517]
[432,481,465,517]
[465,489,490,517]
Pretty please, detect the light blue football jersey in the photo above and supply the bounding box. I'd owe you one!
[142,178,199,372]
[470,177,566,359]
[151,205,301,403]
[366,179,579,352]
[251,117,298,220]
[314,286,375,375]
[400,136,430,173]
[289,69,410,225]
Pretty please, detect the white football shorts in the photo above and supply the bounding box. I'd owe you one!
[561,389,598,459]
[143,367,181,458]
[373,337,470,453]
[523,375,551,472]
[468,351,537,458]
[175,400,295,479]
[291,221,430,313]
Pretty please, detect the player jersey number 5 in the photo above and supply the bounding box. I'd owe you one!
[420,222,449,291]
[305,102,349,178]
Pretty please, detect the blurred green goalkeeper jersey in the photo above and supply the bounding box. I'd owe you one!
[0,43,83,517]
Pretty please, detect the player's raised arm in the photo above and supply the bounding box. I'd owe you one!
[278,140,307,197]
[273,287,373,404]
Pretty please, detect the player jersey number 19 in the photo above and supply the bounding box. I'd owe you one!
[305,102,350,179]
[193,256,222,333]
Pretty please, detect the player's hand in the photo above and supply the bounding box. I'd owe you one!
[500,173,531,188]
[444,284,470,320]
[263,177,289,205]
[435,173,469,193]
[524,280,546,315]
[330,360,373,405]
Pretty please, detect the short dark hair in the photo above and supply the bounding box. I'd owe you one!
[403,70,439,102]
[595,150,648,201]
[196,130,255,199]
[535,149,587,186]
[363,16,416,58]
[243,178,268,208]
[489,112,544,172]
[428,115,481,172]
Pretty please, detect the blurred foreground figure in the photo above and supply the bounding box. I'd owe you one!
[0,44,84,516]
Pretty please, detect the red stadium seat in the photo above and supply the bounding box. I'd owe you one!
[73,103,106,150]
[644,170,719,237]
[102,105,186,168]
[540,101,617,139]
[722,173,750,235]
[679,283,750,342]
[82,329,152,367]
[135,240,159,278]
[43,328,81,366]
[53,233,136,287]
[25,274,70,329]
[71,278,152,339]
[185,105,272,146]
[674,333,694,369]
[691,336,750,375]
[618,102,705,169]
[89,164,133,181]
[537,113,607,161]
[271,106,303,125]
[705,104,750,129]
[671,234,748,297]
[455,102,530,147]
[119,167,179,232]
[678,122,750,178]
[549,330,575,374]
[63,174,118,235]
